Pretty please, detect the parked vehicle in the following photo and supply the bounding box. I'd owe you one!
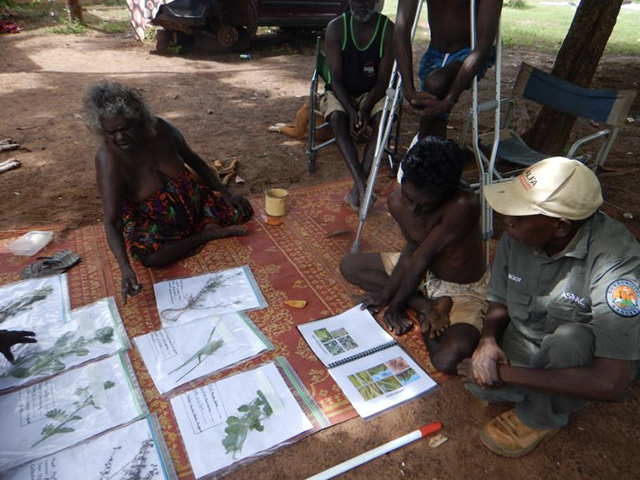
[153,0,349,52]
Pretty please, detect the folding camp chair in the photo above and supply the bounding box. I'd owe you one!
[307,35,403,175]
[466,62,637,172]
[307,36,336,174]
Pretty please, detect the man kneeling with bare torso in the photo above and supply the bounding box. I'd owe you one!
[340,136,487,373]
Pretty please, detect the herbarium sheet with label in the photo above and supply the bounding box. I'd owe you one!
[153,266,267,328]
[2,415,177,480]
[171,361,313,479]
[0,297,130,391]
[135,312,272,394]
[0,353,147,472]
[0,275,71,330]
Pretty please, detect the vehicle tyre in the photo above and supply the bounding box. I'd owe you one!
[155,28,172,53]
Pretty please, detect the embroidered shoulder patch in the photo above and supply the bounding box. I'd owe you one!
[606,280,640,317]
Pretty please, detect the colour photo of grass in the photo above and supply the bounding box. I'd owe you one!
[376,376,403,393]
[337,335,358,351]
[314,328,332,343]
[324,339,345,355]
[348,373,364,389]
[330,328,348,337]
[386,356,411,374]
[354,370,373,384]
[396,368,419,386]
[357,382,384,401]
[367,364,393,382]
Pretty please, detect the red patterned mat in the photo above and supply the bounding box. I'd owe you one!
[0,176,449,479]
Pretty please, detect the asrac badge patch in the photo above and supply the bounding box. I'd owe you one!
[606,280,640,317]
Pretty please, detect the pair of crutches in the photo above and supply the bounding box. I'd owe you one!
[351,0,425,253]
[351,0,502,266]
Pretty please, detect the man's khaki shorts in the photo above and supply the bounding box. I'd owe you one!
[380,252,489,331]
[319,91,386,120]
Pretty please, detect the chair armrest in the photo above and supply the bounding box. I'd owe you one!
[566,130,610,158]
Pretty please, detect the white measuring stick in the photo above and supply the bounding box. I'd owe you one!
[306,421,442,480]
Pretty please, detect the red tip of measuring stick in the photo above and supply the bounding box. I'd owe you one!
[419,421,442,437]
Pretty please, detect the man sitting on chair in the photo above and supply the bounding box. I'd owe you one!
[322,0,394,211]
[395,0,502,139]
[340,137,488,374]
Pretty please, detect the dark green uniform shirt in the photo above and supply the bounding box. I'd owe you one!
[488,212,640,368]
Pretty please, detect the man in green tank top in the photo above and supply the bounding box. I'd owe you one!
[322,0,394,211]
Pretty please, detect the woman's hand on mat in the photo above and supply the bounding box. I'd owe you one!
[224,193,253,219]
[383,305,413,336]
[121,267,142,305]
[462,337,509,388]
[358,291,389,314]
[0,330,37,363]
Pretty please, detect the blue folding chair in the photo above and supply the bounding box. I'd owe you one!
[475,62,636,171]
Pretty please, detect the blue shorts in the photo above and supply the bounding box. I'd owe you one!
[417,45,496,91]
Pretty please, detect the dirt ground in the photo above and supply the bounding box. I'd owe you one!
[2,21,640,480]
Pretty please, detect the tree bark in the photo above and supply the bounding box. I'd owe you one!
[67,0,83,22]
[521,0,623,154]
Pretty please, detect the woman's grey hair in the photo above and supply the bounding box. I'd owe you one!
[83,80,157,137]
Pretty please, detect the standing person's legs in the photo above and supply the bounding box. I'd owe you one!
[418,62,462,139]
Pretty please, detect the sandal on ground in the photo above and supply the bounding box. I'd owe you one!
[20,250,81,279]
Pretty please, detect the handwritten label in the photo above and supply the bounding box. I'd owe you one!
[182,383,227,435]
[28,457,58,480]
[167,281,186,305]
[149,329,180,361]
[19,381,56,427]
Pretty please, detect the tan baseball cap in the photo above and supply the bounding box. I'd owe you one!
[483,157,603,220]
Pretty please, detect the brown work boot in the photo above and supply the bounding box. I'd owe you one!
[480,409,560,457]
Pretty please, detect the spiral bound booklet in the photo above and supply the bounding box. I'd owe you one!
[298,306,437,418]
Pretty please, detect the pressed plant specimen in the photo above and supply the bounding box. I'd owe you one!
[4,327,114,379]
[99,436,160,480]
[169,326,225,382]
[221,390,273,459]
[160,272,241,323]
[0,285,53,325]
[32,380,116,447]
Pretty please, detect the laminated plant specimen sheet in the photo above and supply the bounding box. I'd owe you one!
[0,353,147,473]
[154,266,267,327]
[3,415,177,480]
[0,275,71,330]
[171,361,315,479]
[298,306,437,418]
[134,313,273,394]
[0,297,130,391]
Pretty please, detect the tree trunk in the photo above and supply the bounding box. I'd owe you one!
[521,0,623,154]
[67,0,83,22]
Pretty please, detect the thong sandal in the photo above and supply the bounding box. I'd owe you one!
[20,250,81,279]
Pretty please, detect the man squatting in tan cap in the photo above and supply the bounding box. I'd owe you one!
[457,157,640,457]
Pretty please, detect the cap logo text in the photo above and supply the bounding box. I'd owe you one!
[519,170,537,191]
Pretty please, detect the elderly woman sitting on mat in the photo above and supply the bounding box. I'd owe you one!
[84,81,253,304]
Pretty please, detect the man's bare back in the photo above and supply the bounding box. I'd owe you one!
[388,186,485,285]
[340,137,486,374]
